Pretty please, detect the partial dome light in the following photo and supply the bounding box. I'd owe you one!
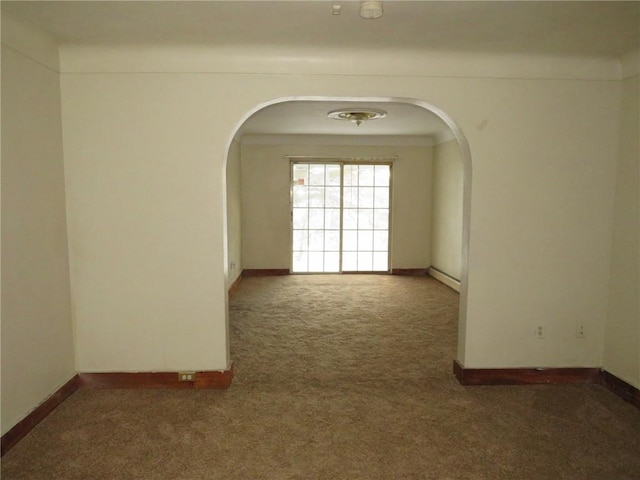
[327,108,387,126]
[360,1,383,19]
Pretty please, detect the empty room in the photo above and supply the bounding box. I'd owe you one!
[2,1,639,478]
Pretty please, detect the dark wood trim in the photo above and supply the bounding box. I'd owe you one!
[228,274,243,297]
[453,359,465,384]
[453,360,601,386]
[1,374,81,456]
[196,364,234,389]
[391,268,429,276]
[242,269,290,277]
[4,364,635,456]
[2,366,234,454]
[454,361,639,410]
[79,365,234,390]
[600,370,640,409]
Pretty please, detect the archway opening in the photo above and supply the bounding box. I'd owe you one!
[224,96,472,370]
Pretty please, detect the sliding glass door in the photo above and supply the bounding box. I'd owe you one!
[291,161,391,273]
[291,163,342,273]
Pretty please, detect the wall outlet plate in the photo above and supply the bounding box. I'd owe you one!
[178,372,196,382]
[535,325,545,339]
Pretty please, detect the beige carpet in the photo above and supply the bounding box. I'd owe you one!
[2,275,639,479]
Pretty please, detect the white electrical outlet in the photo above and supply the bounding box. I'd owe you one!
[535,325,545,339]
[178,372,196,382]
[576,323,585,338]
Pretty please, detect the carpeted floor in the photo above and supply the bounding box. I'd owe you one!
[2,275,639,479]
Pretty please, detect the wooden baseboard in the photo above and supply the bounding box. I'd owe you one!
[600,370,640,409]
[391,268,429,276]
[2,365,234,455]
[3,362,635,456]
[452,359,465,384]
[242,269,290,277]
[1,374,81,456]
[79,365,234,390]
[228,274,243,296]
[454,361,639,410]
[453,360,601,386]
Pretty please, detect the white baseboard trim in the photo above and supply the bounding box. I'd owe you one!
[428,267,461,292]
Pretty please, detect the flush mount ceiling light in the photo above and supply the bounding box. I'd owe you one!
[327,108,387,126]
[360,0,383,19]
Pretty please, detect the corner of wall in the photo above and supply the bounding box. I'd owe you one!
[226,137,243,288]
[602,72,640,389]
[1,16,75,435]
[620,48,640,80]
[432,130,456,146]
[1,13,60,72]
[430,138,464,281]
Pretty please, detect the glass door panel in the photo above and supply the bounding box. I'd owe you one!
[292,162,390,273]
[292,163,341,273]
[341,164,390,272]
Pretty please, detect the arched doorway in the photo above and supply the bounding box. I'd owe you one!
[224,96,472,366]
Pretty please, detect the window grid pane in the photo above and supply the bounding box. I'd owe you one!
[292,162,390,273]
[342,164,390,272]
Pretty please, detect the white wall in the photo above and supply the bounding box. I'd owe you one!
[56,43,623,372]
[1,19,76,435]
[226,139,242,287]
[431,140,463,280]
[240,140,432,270]
[60,74,231,373]
[603,73,640,388]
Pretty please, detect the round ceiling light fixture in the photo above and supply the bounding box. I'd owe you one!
[360,1,383,19]
[327,108,387,126]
